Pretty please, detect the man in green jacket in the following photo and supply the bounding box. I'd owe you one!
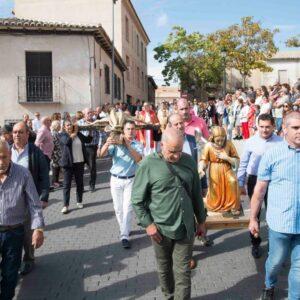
[131,128,206,300]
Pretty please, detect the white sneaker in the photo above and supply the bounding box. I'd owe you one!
[61,206,68,214]
[77,203,84,209]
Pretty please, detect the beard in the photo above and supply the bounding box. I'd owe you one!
[0,166,9,174]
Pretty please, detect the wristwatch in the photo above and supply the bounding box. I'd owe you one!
[35,228,44,233]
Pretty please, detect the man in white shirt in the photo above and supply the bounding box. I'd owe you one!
[32,112,42,133]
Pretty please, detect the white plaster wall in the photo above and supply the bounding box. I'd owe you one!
[262,60,300,86]
[14,0,148,103]
[230,60,300,89]
[0,34,93,124]
[14,0,123,53]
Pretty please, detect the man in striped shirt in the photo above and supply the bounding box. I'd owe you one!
[249,111,300,300]
[0,140,44,300]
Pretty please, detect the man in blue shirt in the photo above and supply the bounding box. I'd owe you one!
[249,111,300,300]
[99,120,143,249]
[237,114,282,258]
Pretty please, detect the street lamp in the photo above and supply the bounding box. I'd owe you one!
[111,0,118,104]
[220,47,227,97]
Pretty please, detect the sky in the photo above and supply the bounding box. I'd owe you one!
[1,0,300,85]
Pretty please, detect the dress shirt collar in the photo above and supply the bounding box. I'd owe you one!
[255,132,276,142]
[284,139,300,152]
[12,143,28,154]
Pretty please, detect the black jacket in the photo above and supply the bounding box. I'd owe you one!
[28,143,50,202]
[185,134,208,190]
[59,132,92,168]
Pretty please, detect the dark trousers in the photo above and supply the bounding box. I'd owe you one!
[247,174,268,246]
[152,235,194,300]
[63,162,84,206]
[51,165,61,184]
[85,145,97,188]
[44,155,51,171]
[0,226,24,300]
[23,214,34,262]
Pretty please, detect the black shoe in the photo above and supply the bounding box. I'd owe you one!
[89,186,95,192]
[20,261,35,276]
[252,245,262,259]
[261,287,274,300]
[121,239,131,249]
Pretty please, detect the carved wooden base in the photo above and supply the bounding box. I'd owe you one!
[204,197,250,229]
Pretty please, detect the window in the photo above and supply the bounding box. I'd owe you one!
[136,34,139,55]
[125,16,129,42]
[117,77,121,99]
[114,74,118,99]
[145,75,148,92]
[144,47,147,65]
[104,65,110,94]
[25,52,52,102]
[126,55,130,81]
[132,26,134,49]
[141,42,144,61]
[142,71,144,91]
[137,67,140,88]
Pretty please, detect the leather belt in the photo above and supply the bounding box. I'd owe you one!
[0,224,23,232]
[111,174,135,180]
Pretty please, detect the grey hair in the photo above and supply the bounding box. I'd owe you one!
[167,113,183,126]
[283,111,300,127]
[161,128,184,143]
[0,140,10,152]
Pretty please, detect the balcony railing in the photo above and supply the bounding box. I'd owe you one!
[18,76,61,103]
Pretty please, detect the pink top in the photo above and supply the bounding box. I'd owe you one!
[35,125,54,160]
[184,115,210,139]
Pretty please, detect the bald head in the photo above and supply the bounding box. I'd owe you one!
[168,113,185,132]
[41,116,51,129]
[161,128,184,163]
[0,140,10,153]
[283,111,300,127]
[177,98,191,121]
[13,122,29,148]
[83,107,94,121]
[0,140,11,175]
[283,111,300,149]
[162,128,184,144]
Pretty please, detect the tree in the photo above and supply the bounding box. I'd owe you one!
[286,35,300,47]
[153,26,224,93]
[209,17,278,87]
[154,17,278,91]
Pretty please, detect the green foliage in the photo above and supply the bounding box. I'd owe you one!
[154,17,278,89]
[286,35,300,47]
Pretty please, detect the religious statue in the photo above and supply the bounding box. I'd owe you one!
[198,126,241,217]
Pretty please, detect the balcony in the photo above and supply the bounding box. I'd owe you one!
[18,76,61,103]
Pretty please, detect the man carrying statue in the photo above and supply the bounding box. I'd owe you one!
[131,128,206,299]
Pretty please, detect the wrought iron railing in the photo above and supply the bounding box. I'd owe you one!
[18,76,61,103]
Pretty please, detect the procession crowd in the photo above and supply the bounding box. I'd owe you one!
[0,82,299,300]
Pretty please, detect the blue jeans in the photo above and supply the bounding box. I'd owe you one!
[265,229,300,299]
[0,226,24,300]
[275,118,282,132]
